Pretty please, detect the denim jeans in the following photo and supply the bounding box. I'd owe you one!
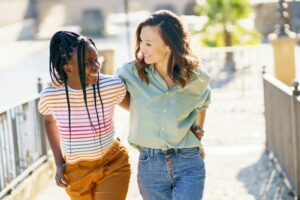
[137,147,205,200]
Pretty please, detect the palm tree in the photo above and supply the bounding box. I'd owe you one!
[195,0,259,72]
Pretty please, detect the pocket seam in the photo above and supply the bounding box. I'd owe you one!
[139,152,150,163]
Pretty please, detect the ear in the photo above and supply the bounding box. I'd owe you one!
[63,64,72,72]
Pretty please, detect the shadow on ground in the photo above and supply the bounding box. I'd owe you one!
[209,64,251,89]
[238,151,295,200]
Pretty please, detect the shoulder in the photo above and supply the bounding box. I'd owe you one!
[39,82,66,105]
[192,67,210,83]
[99,74,125,87]
[185,67,211,95]
[40,85,63,97]
[116,61,137,78]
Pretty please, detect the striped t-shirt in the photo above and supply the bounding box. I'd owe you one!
[38,75,126,164]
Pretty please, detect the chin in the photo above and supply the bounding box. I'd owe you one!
[144,59,153,64]
[87,79,98,85]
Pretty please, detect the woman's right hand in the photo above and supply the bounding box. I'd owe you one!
[55,164,70,188]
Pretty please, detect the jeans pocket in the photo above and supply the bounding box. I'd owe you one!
[178,147,200,159]
[138,151,150,163]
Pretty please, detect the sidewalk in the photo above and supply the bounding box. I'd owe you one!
[34,65,294,200]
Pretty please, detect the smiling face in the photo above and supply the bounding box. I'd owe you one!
[64,42,100,89]
[139,25,171,66]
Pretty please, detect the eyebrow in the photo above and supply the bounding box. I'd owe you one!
[141,38,152,42]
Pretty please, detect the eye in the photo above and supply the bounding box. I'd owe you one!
[85,60,93,65]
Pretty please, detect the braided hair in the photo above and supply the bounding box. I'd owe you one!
[49,31,106,157]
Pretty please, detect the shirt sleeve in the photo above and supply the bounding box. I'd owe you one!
[115,78,127,104]
[38,90,52,115]
[115,62,135,81]
[196,86,211,112]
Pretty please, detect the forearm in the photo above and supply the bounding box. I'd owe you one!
[119,92,130,110]
[196,111,206,128]
[191,111,206,141]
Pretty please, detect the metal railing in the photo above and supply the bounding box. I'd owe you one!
[0,94,48,199]
[263,73,300,197]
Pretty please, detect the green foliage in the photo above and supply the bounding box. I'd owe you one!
[194,0,261,47]
[199,24,262,47]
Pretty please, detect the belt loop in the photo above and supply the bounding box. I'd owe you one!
[150,149,154,158]
[175,149,179,156]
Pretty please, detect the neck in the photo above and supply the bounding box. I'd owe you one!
[67,79,82,90]
[155,63,168,78]
[155,56,170,78]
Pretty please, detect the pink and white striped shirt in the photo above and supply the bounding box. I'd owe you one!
[38,75,126,164]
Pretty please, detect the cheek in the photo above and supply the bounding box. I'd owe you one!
[149,47,159,57]
[153,48,166,60]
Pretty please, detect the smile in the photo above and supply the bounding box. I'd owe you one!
[89,74,98,77]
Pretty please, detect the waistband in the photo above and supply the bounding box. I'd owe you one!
[65,137,122,166]
[139,146,199,155]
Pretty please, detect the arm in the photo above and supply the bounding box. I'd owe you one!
[44,114,69,187]
[193,111,207,159]
[191,87,211,141]
[191,111,206,141]
[196,111,206,128]
[118,92,130,110]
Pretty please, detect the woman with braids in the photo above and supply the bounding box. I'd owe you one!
[117,10,211,200]
[38,31,131,200]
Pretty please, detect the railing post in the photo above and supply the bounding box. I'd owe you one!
[39,112,47,156]
[291,80,300,197]
[293,80,300,97]
[34,97,48,157]
[262,66,266,74]
[37,77,43,93]
[269,0,296,86]
[11,110,20,176]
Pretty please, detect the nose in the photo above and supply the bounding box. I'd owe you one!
[91,62,99,73]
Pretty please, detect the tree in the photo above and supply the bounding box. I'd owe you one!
[195,0,261,72]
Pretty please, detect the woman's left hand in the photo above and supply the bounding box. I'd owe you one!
[200,148,205,159]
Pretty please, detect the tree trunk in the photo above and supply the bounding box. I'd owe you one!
[224,26,236,73]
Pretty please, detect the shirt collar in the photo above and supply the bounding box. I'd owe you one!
[145,64,155,74]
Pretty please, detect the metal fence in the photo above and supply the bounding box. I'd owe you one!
[263,73,300,197]
[0,95,48,199]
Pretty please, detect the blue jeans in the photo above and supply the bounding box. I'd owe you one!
[137,147,205,200]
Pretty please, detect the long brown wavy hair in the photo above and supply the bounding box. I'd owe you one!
[134,10,199,87]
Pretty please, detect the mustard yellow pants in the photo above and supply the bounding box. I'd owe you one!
[64,139,131,200]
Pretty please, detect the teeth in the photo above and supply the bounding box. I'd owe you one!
[90,74,98,77]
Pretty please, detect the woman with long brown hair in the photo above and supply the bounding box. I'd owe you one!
[118,10,211,200]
